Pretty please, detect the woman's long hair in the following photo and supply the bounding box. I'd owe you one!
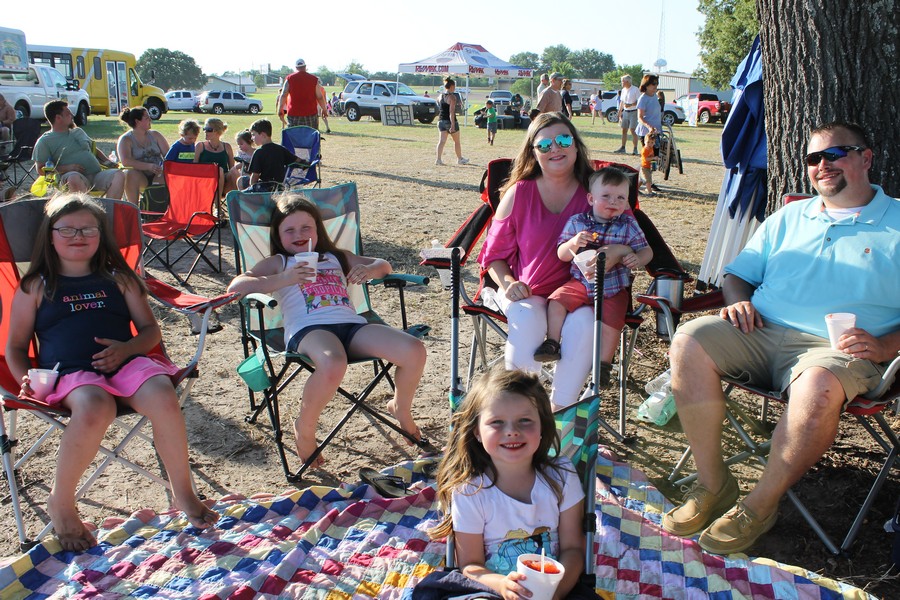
[21,193,145,299]
[269,193,350,274]
[428,367,566,540]
[501,112,593,195]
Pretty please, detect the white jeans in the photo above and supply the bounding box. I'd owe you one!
[497,293,594,407]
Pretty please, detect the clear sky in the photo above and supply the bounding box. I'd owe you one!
[7,0,705,78]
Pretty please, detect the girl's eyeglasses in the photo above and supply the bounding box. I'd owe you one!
[52,226,100,238]
[533,134,574,153]
[804,145,865,166]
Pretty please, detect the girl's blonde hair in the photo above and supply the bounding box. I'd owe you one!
[204,117,227,133]
[20,193,145,299]
[428,367,565,539]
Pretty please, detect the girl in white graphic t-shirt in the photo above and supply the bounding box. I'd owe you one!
[227,195,426,467]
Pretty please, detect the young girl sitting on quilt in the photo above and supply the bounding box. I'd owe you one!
[226,194,427,467]
[5,193,218,552]
[419,367,600,600]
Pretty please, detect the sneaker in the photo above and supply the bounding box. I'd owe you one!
[662,471,739,537]
[533,339,561,362]
[435,159,444,166]
[698,501,778,555]
[613,146,626,154]
[458,157,469,165]
[632,148,639,156]
[326,129,332,134]
[651,184,662,192]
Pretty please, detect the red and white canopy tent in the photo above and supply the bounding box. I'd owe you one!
[399,42,534,124]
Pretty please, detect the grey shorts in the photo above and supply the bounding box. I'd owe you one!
[675,315,887,404]
[438,119,458,133]
[487,122,498,133]
[60,168,121,193]
[620,110,638,130]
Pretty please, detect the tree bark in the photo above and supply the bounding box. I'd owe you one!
[756,0,900,212]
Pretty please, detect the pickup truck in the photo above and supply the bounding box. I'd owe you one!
[0,64,91,125]
[676,92,732,124]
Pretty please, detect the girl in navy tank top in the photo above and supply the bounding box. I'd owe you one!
[6,194,219,552]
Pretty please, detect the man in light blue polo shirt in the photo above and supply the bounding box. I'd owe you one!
[661,121,900,554]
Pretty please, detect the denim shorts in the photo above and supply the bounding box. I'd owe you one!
[438,119,458,133]
[287,322,368,354]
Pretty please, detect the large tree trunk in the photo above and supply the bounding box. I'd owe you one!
[756,0,900,212]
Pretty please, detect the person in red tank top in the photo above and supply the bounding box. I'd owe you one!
[276,58,327,130]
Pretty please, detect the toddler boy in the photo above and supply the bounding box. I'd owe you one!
[165,119,200,163]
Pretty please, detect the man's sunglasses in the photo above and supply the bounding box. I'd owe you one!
[804,145,865,166]
[533,134,574,153]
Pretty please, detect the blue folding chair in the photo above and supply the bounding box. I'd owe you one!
[281,126,322,188]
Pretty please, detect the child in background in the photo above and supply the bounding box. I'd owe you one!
[485,99,498,145]
[227,195,426,466]
[194,117,238,198]
[640,131,658,196]
[423,367,598,599]
[165,119,200,163]
[5,194,218,552]
[534,168,652,390]
[233,130,254,189]
[247,119,298,188]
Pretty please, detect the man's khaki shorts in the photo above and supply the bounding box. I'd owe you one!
[675,315,886,404]
[60,169,120,193]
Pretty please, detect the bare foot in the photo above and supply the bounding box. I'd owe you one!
[47,494,96,552]
[179,496,219,529]
[386,399,422,446]
[294,432,326,468]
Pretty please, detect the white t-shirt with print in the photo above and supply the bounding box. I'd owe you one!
[450,457,583,575]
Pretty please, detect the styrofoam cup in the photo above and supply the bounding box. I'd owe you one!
[573,249,597,277]
[516,554,565,600]
[27,368,59,401]
[294,252,318,282]
[825,312,856,349]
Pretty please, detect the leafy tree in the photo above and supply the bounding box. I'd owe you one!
[253,74,266,88]
[509,52,540,70]
[602,65,644,90]
[370,71,398,82]
[316,65,336,86]
[695,0,758,89]
[511,78,535,98]
[570,49,615,79]
[344,61,370,79]
[551,61,578,80]
[541,45,572,72]
[136,48,205,90]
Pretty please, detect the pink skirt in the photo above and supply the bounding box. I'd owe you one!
[44,356,180,406]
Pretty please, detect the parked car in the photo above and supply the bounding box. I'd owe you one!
[197,90,262,115]
[566,92,583,116]
[675,92,732,124]
[486,90,512,107]
[600,91,621,122]
[602,92,686,126]
[339,80,439,124]
[165,90,198,112]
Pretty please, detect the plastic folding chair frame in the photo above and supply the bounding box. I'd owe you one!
[0,119,41,191]
[281,126,322,188]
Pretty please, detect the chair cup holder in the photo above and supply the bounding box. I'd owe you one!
[237,353,270,392]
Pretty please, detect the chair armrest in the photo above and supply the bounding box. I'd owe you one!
[242,292,278,310]
[370,273,430,287]
[864,353,900,400]
[145,274,238,313]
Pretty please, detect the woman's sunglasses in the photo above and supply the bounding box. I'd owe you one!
[804,145,865,166]
[533,134,574,153]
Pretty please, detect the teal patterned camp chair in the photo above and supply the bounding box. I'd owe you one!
[226,182,432,483]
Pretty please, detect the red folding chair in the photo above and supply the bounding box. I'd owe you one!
[0,197,236,550]
[142,161,221,284]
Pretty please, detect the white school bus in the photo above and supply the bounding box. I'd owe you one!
[27,45,168,119]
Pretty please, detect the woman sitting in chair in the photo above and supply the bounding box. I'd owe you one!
[116,106,170,205]
[478,112,597,408]
[227,194,427,467]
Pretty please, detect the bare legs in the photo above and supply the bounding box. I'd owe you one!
[292,325,427,465]
[436,129,465,164]
[669,333,846,520]
[50,377,216,552]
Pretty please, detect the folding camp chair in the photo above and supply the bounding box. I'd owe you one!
[422,159,646,441]
[226,182,432,483]
[142,161,221,285]
[0,119,41,192]
[281,126,322,188]
[0,197,236,550]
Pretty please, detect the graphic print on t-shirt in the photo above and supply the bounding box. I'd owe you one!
[63,289,108,312]
[303,269,353,313]
[488,527,552,574]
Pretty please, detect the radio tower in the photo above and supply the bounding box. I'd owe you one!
[654,0,668,72]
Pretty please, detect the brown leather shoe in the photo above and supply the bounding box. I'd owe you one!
[662,471,739,537]
[698,501,778,555]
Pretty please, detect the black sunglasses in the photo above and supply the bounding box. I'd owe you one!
[804,145,865,166]
[533,134,574,153]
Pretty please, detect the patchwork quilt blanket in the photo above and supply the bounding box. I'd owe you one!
[0,451,874,599]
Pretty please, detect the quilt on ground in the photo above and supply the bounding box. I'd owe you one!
[0,454,874,599]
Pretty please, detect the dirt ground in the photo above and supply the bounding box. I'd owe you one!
[1,119,898,597]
